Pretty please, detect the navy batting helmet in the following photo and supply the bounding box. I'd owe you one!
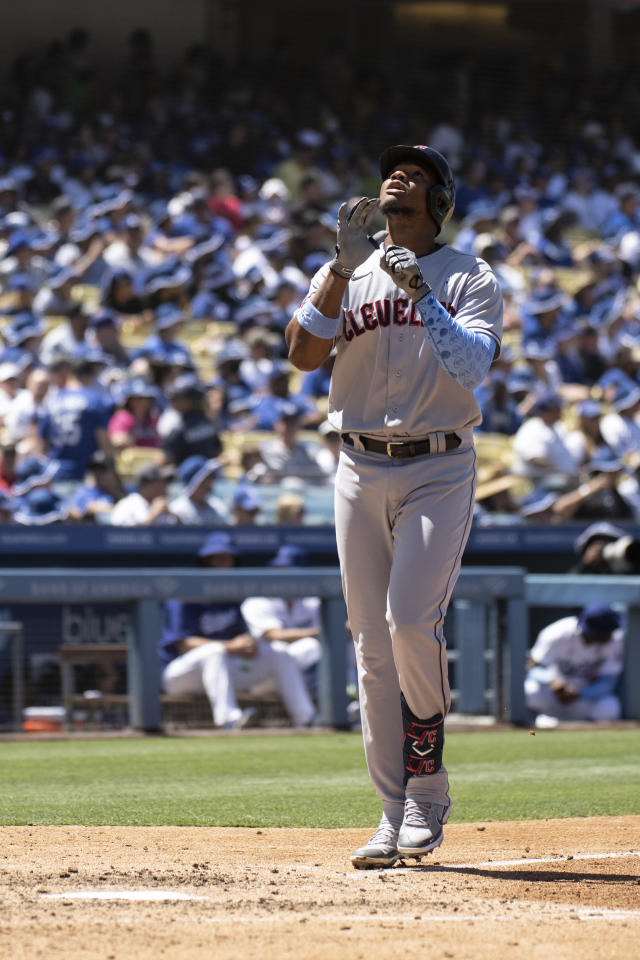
[379,144,455,234]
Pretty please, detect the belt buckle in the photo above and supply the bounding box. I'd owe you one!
[386,441,404,457]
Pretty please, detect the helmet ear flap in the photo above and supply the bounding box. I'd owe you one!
[427,184,454,235]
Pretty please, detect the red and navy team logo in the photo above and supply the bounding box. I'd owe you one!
[401,694,444,784]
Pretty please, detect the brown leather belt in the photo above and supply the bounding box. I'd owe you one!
[342,432,461,458]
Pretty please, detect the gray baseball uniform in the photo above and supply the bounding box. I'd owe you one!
[302,243,502,822]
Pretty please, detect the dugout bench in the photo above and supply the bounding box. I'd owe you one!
[3,566,534,732]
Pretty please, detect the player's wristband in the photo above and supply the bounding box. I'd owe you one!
[296,299,341,340]
[409,278,432,303]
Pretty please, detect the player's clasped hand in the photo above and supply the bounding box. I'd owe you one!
[380,244,432,302]
[329,197,379,279]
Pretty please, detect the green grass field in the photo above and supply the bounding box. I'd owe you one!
[1,729,639,827]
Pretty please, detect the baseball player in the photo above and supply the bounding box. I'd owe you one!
[285,144,503,868]
[525,603,624,728]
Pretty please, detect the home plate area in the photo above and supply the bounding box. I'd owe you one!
[1,817,639,960]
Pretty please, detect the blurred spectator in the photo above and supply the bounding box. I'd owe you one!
[238,330,281,393]
[453,204,499,256]
[233,361,320,430]
[4,366,50,451]
[275,490,305,525]
[2,272,38,316]
[109,463,175,526]
[600,385,640,458]
[521,287,571,346]
[32,267,79,317]
[315,419,341,479]
[258,404,332,482]
[160,532,317,728]
[108,377,160,450]
[275,130,326,199]
[0,230,50,290]
[137,303,193,368]
[565,399,615,467]
[87,308,130,368]
[101,269,146,316]
[241,545,322,699]
[567,454,633,522]
[36,354,112,481]
[475,370,523,435]
[67,451,129,522]
[211,340,252,405]
[0,362,21,424]
[298,351,335,400]
[520,339,566,400]
[160,373,223,465]
[530,208,576,267]
[230,485,262,525]
[602,183,640,243]
[560,168,613,234]
[103,213,156,275]
[169,455,228,524]
[39,301,89,366]
[512,392,579,487]
[58,221,109,285]
[525,604,624,728]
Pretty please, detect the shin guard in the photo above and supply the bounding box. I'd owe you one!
[401,692,444,785]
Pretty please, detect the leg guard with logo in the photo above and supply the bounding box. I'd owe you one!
[401,693,444,785]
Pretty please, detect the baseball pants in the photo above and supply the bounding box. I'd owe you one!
[525,678,621,722]
[335,438,476,822]
[162,641,316,727]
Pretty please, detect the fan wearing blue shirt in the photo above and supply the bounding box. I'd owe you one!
[37,355,112,481]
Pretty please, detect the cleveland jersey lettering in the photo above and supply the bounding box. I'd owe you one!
[306,245,502,437]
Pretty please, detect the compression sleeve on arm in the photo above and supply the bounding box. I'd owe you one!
[416,293,496,390]
[296,298,341,340]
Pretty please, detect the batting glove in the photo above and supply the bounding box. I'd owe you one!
[380,245,432,302]
[329,197,380,279]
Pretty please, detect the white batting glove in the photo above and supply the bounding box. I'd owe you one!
[329,197,380,279]
[380,245,432,302]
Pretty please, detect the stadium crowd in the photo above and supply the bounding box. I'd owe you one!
[1,30,640,527]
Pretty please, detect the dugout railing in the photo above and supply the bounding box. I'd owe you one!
[2,568,639,732]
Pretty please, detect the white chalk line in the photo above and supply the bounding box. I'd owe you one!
[191,907,640,924]
[42,890,207,902]
[35,899,640,922]
[22,848,640,913]
[449,849,640,869]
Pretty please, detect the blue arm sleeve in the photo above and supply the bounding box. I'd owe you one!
[416,293,496,390]
[580,676,619,700]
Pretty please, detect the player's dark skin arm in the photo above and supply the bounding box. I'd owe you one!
[285,273,346,371]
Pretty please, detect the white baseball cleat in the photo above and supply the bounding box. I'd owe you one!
[350,820,400,870]
[397,796,452,859]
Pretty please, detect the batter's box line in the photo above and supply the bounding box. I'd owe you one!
[448,849,640,869]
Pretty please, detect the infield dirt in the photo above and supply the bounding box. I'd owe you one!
[1,816,639,960]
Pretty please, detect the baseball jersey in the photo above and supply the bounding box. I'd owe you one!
[304,245,502,437]
[240,596,321,640]
[529,615,624,692]
[160,600,248,668]
[38,386,111,480]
